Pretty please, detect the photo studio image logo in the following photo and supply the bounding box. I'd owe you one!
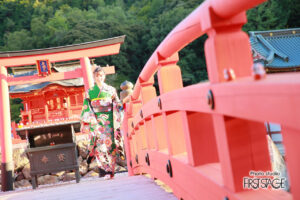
[243,171,286,190]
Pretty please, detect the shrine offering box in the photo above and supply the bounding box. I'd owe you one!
[25,123,80,189]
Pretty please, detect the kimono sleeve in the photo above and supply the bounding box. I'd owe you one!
[112,87,121,104]
[80,98,91,122]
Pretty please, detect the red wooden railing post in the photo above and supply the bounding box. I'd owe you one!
[156,53,188,157]
[137,77,159,178]
[125,101,135,172]
[129,99,143,174]
[156,53,181,94]
[122,109,134,176]
[140,77,157,150]
[204,9,271,192]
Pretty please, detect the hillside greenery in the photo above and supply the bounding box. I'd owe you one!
[1,0,299,122]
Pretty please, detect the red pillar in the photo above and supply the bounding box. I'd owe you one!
[11,121,18,139]
[80,57,94,91]
[0,66,14,191]
[45,104,49,123]
[66,96,71,118]
[28,110,32,125]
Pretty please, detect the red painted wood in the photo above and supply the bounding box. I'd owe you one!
[211,0,267,18]
[10,83,84,126]
[80,57,93,91]
[183,112,219,166]
[131,0,265,99]
[123,0,295,199]
[281,126,300,200]
[205,29,253,83]
[165,111,187,156]
[144,119,156,150]
[11,121,18,139]
[121,112,134,176]
[0,73,6,162]
[135,73,300,130]
[154,114,168,152]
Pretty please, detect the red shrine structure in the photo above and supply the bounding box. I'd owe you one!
[9,62,115,134]
[10,63,84,127]
[12,82,84,126]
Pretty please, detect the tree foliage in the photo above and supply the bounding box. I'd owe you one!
[10,98,23,123]
[243,0,292,32]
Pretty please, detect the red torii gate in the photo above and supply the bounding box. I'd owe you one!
[0,35,125,191]
[122,0,298,199]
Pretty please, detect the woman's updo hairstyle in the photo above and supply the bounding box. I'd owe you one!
[93,65,105,74]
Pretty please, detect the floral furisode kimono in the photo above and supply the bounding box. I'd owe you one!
[81,83,124,174]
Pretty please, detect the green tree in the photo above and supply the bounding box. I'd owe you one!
[243,0,291,32]
[31,17,51,48]
[3,29,33,50]
[142,4,205,85]
[287,0,300,28]
[0,0,34,46]
[10,98,23,123]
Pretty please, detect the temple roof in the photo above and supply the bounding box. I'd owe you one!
[249,28,300,69]
[9,62,83,94]
[9,79,83,94]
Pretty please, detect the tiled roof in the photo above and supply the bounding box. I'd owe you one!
[9,64,83,93]
[249,28,300,69]
[10,82,51,93]
[9,79,84,93]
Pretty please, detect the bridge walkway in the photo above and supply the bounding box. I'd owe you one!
[0,173,176,200]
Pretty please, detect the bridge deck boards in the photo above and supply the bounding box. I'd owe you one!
[0,174,177,200]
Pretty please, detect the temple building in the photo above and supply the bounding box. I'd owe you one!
[249,27,300,157]
[9,61,115,139]
[10,62,84,127]
[249,27,300,73]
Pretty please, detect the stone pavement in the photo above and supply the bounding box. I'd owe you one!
[0,173,177,200]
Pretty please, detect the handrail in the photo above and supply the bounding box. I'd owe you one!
[132,0,266,100]
[122,0,298,200]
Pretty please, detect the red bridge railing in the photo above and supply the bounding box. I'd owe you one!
[121,0,297,199]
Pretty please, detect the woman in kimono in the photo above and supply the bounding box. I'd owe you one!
[80,65,123,180]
